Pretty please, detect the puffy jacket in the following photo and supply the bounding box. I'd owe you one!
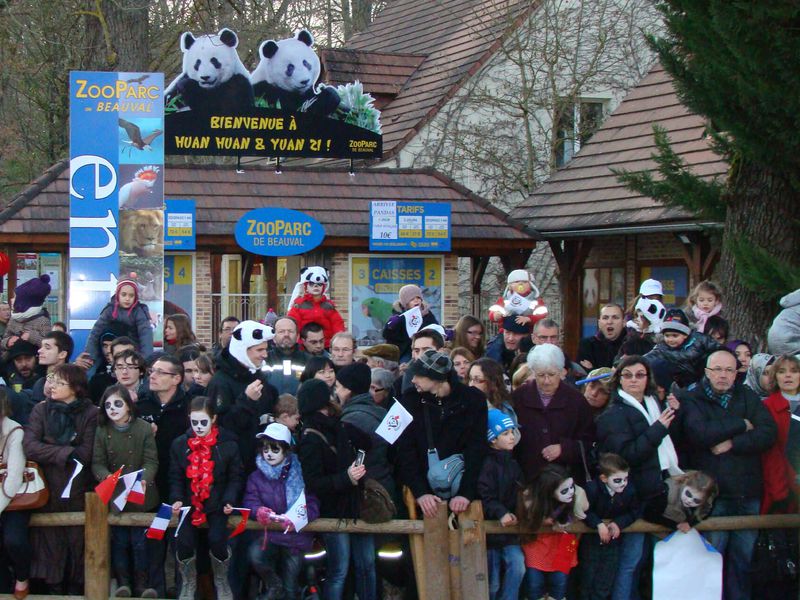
[477,449,523,548]
[644,332,723,387]
[287,293,345,348]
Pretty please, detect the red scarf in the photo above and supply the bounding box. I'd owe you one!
[186,426,218,526]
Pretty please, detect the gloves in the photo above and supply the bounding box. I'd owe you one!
[256,506,273,526]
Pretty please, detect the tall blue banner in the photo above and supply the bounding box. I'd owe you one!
[69,72,164,360]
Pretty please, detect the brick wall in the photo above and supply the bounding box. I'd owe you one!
[195,251,213,348]
[442,254,460,326]
[330,252,351,326]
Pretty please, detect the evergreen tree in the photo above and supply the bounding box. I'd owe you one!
[615,0,800,345]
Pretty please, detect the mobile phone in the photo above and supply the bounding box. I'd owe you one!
[670,382,681,399]
[355,449,366,467]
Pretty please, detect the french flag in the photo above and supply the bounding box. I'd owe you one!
[113,469,146,511]
[146,504,173,540]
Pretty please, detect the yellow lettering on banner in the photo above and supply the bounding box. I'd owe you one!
[215,137,251,150]
[174,136,210,149]
[425,258,441,286]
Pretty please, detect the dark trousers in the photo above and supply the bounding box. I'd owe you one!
[176,511,229,562]
[0,511,31,582]
[579,534,622,600]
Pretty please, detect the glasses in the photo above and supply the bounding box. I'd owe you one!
[52,379,69,387]
[620,372,647,380]
[104,399,125,410]
[221,327,235,333]
[148,368,177,377]
[466,328,482,337]
[114,364,139,372]
[705,367,737,375]
[469,376,487,384]
[533,372,561,380]
[370,385,386,393]
[262,443,283,454]
[536,335,560,343]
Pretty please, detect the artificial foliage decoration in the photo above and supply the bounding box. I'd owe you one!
[336,81,382,135]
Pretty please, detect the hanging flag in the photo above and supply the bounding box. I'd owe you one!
[113,469,145,511]
[95,466,125,505]
[229,507,251,538]
[403,305,423,338]
[174,506,191,538]
[286,491,309,532]
[61,458,84,499]
[146,504,173,540]
[375,400,414,445]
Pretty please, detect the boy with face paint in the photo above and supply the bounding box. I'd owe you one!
[242,423,320,599]
[579,454,641,600]
[643,470,718,534]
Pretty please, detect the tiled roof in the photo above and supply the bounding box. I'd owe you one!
[321,49,425,100]
[510,63,728,237]
[0,162,536,250]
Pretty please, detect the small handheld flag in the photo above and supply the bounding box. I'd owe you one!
[146,504,173,540]
[286,491,309,532]
[113,469,145,511]
[61,458,83,499]
[403,306,423,338]
[95,466,124,505]
[229,508,251,538]
[174,506,191,538]
[375,400,414,445]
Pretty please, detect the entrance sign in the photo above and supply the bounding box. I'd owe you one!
[235,208,325,256]
[369,201,451,251]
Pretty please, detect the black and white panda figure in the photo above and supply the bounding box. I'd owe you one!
[165,28,254,114]
[250,29,341,117]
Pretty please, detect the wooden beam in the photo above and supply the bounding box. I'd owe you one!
[423,503,451,599]
[458,501,489,600]
[84,493,110,600]
[550,239,593,357]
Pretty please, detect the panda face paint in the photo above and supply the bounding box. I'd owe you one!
[261,442,286,467]
[604,471,629,495]
[680,485,705,508]
[190,410,214,437]
[104,394,130,425]
[554,477,575,504]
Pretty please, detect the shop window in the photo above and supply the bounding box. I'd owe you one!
[581,267,626,338]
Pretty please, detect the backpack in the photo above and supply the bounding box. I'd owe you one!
[359,478,396,524]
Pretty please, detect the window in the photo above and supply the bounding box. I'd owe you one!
[554,99,606,168]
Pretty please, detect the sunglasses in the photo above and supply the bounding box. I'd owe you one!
[104,399,125,410]
[262,443,283,454]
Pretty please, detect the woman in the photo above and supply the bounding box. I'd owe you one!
[369,368,395,407]
[23,364,98,594]
[193,352,215,392]
[468,358,519,442]
[582,367,613,416]
[0,388,32,599]
[452,316,485,358]
[300,355,337,390]
[450,347,476,383]
[163,314,197,356]
[725,339,752,385]
[112,349,147,402]
[92,385,159,597]
[596,355,682,600]
[744,353,775,399]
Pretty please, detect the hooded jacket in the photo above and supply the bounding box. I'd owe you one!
[644,332,723,388]
[83,300,153,363]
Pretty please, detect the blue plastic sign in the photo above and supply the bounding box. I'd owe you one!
[164,199,196,250]
[235,208,325,256]
[369,201,451,251]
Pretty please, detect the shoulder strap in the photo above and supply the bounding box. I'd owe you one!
[423,402,436,451]
[303,427,337,454]
[0,426,23,464]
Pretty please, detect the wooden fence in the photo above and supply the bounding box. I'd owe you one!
[17,493,800,600]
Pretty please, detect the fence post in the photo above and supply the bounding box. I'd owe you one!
[85,492,110,600]
[423,502,452,599]
[458,500,489,600]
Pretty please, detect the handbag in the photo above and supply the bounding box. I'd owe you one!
[423,403,464,499]
[0,426,49,511]
[751,528,798,583]
[359,478,396,523]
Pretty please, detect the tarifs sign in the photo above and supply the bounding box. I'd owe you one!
[234,208,325,256]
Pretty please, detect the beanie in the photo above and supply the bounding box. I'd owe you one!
[399,284,423,309]
[502,315,531,334]
[487,408,515,442]
[639,278,663,297]
[229,320,275,372]
[335,362,372,396]
[507,269,529,284]
[298,379,333,416]
[112,279,140,318]
[13,274,51,313]
[661,308,692,336]
[7,339,38,359]
[407,349,452,382]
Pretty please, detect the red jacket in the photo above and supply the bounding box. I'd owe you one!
[761,391,798,514]
[287,293,345,348]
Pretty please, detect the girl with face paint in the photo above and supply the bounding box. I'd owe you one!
[519,465,587,600]
[169,396,243,600]
[242,423,320,598]
[91,385,159,597]
[643,470,718,534]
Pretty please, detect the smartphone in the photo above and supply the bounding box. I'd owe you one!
[355,449,366,467]
[670,382,681,399]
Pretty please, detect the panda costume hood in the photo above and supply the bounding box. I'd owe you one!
[628,297,667,334]
[288,266,329,307]
[229,320,275,372]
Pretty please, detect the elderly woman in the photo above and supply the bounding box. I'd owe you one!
[370,368,395,407]
[512,344,595,482]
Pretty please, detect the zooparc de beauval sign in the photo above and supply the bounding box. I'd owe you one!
[163,27,382,160]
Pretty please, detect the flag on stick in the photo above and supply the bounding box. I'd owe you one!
[61,459,83,499]
[95,466,124,505]
[113,469,145,511]
[146,504,173,540]
[229,508,251,538]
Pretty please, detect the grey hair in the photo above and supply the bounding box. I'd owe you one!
[371,368,395,391]
[527,343,565,372]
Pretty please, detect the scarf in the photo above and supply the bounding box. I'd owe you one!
[691,303,721,333]
[744,353,774,398]
[255,454,305,511]
[11,305,47,321]
[702,377,733,410]
[45,397,89,445]
[618,390,683,476]
[186,426,218,526]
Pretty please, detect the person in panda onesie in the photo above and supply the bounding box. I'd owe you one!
[286,266,345,349]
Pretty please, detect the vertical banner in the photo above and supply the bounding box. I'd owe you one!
[69,72,164,359]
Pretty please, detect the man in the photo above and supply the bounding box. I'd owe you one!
[4,339,42,391]
[263,317,307,394]
[525,318,584,381]
[88,333,136,404]
[392,329,445,397]
[486,316,528,375]
[213,315,240,356]
[0,301,10,339]
[680,349,777,600]
[299,322,328,357]
[577,304,627,370]
[330,332,356,368]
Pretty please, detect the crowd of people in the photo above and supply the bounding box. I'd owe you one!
[0,268,798,600]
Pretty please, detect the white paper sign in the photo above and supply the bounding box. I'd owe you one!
[653,529,722,600]
[505,292,530,315]
[375,400,414,444]
[371,201,397,240]
[403,305,423,338]
[61,459,84,499]
[286,491,309,532]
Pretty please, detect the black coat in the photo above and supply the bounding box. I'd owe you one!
[477,449,523,548]
[168,426,243,512]
[396,379,487,501]
[644,332,724,388]
[577,331,627,370]
[583,478,641,530]
[679,382,776,498]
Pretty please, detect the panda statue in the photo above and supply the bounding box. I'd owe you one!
[165,28,253,114]
[250,29,341,117]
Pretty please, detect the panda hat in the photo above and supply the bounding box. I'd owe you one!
[633,297,666,334]
[288,266,330,307]
[230,320,275,372]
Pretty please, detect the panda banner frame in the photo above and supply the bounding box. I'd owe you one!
[163,28,382,160]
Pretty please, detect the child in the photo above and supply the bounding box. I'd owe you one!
[1,274,53,351]
[83,280,153,365]
[643,308,723,387]
[579,454,640,600]
[382,284,439,362]
[169,396,243,600]
[488,269,548,328]
[274,393,301,435]
[243,423,320,599]
[623,279,663,324]
[643,470,717,533]
[685,280,723,333]
[92,385,159,597]
[520,464,588,600]
[478,409,525,600]
[286,266,345,348]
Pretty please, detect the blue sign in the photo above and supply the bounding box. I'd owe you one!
[234,208,325,256]
[369,201,451,251]
[164,199,196,250]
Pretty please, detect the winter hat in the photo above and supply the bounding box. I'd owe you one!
[487,409,515,442]
[335,362,372,396]
[229,320,275,372]
[362,343,400,362]
[7,339,38,359]
[256,422,293,445]
[13,274,51,313]
[662,308,692,336]
[288,266,330,307]
[634,297,666,332]
[585,367,613,391]
[112,279,140,318]
[298,379,333,416]
[639,278,663,297]
[507,269,529,284]
[407,349,452,381]
[650,359,676,391]
[502,315,531,334]
[399,284,423,309]
[420,323,446,339]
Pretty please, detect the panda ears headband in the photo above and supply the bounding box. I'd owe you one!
[181,28,238,52]
[260,29,315,59]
